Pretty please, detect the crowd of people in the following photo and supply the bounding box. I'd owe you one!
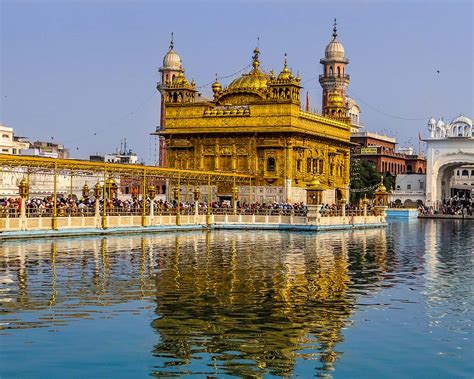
[0,195,360,218]
[418,196,473,216]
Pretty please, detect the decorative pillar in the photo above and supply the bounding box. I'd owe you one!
[94,182,102,228]
[52,163,58,230]
[306,177,323,223]
[285,137,293,202]
[374,177,389,217]
[148,183,157,226]
[215,142,220,171]
[176,173,181,226]
[362,194,368,217]
[207,174,211,225]
[232,176,238,215]
[102,167,107,229]
[141,168,147,227]
[18,177,29,231]
[193,185,201,223]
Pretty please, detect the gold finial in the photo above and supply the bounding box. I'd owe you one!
[284,52,288,68]
[332,18,337,39]
[212,73,222,94]
[252,46,260,70]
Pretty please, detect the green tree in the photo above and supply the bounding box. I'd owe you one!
[349,159,394,204]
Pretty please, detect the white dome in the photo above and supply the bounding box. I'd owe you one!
[325,39,345,60]
[450,114,472,127]
[346,97,359,109]
[162,49,181,70]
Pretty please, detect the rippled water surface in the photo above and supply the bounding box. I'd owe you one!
[1,220,473,378]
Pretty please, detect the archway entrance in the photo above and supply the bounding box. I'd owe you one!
[425,115,473,209]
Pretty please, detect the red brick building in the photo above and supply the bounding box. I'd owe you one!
[351,132,426,175]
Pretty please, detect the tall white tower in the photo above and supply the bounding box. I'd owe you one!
[319,19,350,115]
[156,33,184,166]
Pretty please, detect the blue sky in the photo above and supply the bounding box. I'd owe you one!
[1,0,472,163]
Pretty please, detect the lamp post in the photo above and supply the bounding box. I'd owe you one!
[105,178,118,199]
[193,186,201,219]
[93,182,102,228]
[306,177,324,222]
[147,184,157,224]
[374,176,389,216]
[18,178,29,230]
[232,185,239,215]
[173,177,181,226]
[341,196,347,217]
[362,194,369,217]
[82,183,90,200]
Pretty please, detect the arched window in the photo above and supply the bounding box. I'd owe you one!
[267,157,276,172]
[462,169,469,176]
[329,66,334,76]
[337,67,341,77]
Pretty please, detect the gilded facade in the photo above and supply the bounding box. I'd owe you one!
[155,23,352,203]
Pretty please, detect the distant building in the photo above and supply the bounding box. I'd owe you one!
[346,97,362,134]
[24,140,70,159]
[89,139,139,164]
[351,131,426,176]
[389,174,426,206]
[450,165,474,198]
[0,125,30,155]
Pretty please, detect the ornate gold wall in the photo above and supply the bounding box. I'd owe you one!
[154,49,351,202]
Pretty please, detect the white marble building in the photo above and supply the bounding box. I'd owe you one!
[425,114,474,207]
[389,174,426,206]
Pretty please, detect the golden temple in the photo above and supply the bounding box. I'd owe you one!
[154,24,352,204]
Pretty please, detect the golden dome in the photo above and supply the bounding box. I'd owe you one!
[226,48,269,92]
[376,182,387,193]
[227,72,268,92]
[375,177,387,193]
[277,53,293,81]
[327,91,344,107]
[212,75,222,94]
[173,69,189,86]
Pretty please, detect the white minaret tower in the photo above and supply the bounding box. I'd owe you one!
[156,33,183,166]
[319,19,350,114]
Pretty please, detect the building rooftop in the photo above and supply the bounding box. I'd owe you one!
[351,131,396,144]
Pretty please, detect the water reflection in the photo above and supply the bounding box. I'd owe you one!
[0,229,391,377]
[1,223,471,378]
[422,220,474,334]
[149,229,391,377]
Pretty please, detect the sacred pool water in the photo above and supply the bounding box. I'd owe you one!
[1,220,472,378]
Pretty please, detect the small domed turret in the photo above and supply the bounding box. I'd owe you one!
[277,53,293,81]
[162,33,182,70]
[212,74,222,96]
[324,19,346,61]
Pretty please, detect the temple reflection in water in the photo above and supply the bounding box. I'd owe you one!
[0,229,390,377]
